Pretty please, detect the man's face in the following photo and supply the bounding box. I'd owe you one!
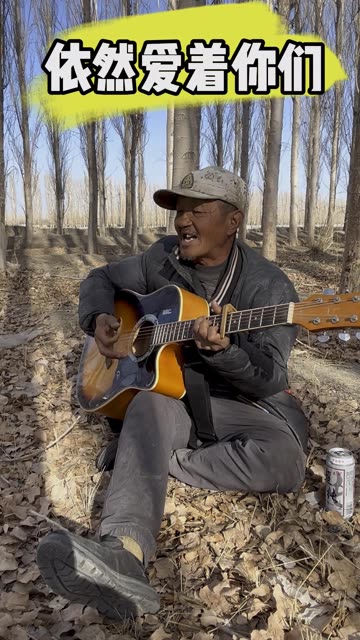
[174,197,239,265]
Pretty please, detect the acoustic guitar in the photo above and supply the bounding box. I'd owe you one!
[76,285,360,419]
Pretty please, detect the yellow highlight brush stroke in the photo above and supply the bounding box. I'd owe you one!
[29,2,347,129]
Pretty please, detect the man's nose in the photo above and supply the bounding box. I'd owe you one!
[175,210,193,225]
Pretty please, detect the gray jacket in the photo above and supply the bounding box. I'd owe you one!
[79,236,299,402]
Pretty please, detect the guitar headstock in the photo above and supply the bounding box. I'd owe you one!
[293,292,360,333]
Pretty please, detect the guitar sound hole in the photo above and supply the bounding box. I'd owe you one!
[132,320,154,358]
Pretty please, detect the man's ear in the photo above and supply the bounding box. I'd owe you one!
[227,209,243,235]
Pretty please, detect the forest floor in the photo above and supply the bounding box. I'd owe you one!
[0,228,360,640]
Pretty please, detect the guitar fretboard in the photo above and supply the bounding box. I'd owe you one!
[151,303,291,346]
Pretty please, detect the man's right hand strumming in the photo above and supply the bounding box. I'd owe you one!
[94,313,125,359]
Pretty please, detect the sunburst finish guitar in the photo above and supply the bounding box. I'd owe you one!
[76,285,360,419]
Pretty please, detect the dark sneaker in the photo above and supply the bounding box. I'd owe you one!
[96,438,119,472]
[37,531,160,619]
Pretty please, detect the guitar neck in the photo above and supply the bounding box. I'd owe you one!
[151,302,294,346]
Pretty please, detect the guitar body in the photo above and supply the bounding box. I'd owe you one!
[77,285,360,420]
[76,285,209,419]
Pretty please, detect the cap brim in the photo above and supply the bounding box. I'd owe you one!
[153,188,219,210]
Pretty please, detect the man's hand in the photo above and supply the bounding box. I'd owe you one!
[193,301,230,352]
[94,313,126,359]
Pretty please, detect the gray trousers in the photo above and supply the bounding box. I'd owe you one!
[99,391,307,565]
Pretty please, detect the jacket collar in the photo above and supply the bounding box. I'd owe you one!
[167,237,242,303]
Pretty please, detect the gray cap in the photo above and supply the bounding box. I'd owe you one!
[153,166,247,212]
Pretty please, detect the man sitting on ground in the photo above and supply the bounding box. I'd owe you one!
[37,166,308,619]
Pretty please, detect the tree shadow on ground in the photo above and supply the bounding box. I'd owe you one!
[0,253,143,635]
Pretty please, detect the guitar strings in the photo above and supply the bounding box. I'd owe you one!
[110,298,359,341]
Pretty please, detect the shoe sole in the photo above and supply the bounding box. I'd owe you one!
[37,534,160,620]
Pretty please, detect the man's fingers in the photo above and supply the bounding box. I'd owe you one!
[197,317,211,338]
[109,318,120,328]
[103,333,119,346]
[95,341,124,360]
[211,301,222,314]
[193,316,203,333]
[207,324,220,342]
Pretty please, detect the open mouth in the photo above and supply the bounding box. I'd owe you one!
[180,233,198,245]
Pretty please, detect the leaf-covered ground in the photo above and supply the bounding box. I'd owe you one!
[0,229,359,640]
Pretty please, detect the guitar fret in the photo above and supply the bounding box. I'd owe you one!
[155,324,160,345]
[160,322,166,344]
[152,325,158,346]
[186,320,192,340]
[152,302,292,347]
[250,309,262,329]
[275,305,287,325]
[167,323,172,343]
[225,315,229,334]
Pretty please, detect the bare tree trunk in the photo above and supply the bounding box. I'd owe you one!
[121,0,133,239]
[327,0,343,230]
[167,0,204,234]
[52,131,65,235]
[260,100,272,232]
[165,0,177,233]
[216,103,223,166]
[83,0,98,253]
[289,96,300,247]
[97,120,107,237]
[166,106,174,190]
[130,114,138,254]
[124,115,132,238]
[137,139,145,232]
[86,121,98,253]
[0,0,6,270]
[168,106,200,233]
[36,0,69,236]
[305,97,321,245]
[261,0,291,256]
[190,104,201,167]
[340,22,360,292]
[233,102,241,175]
[12,0,33,247]
[261,99,284,261]
[304,1,322,246]
[166,106,175,233]
[238,101,251,243]
[288,1,301,247]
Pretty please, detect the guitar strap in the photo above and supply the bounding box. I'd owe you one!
[183,244,243,444]
[183,344,218,443]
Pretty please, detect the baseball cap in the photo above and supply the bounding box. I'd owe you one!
[153,166,247,212]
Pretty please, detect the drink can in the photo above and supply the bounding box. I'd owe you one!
[325,448,355,519]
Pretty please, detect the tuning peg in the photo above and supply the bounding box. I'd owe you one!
[323,288,335,295]
[338,331,351,343]
[317,332,330,344]
[355,331,360,341]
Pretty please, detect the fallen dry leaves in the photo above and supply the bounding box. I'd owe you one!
[0,237,359,640]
